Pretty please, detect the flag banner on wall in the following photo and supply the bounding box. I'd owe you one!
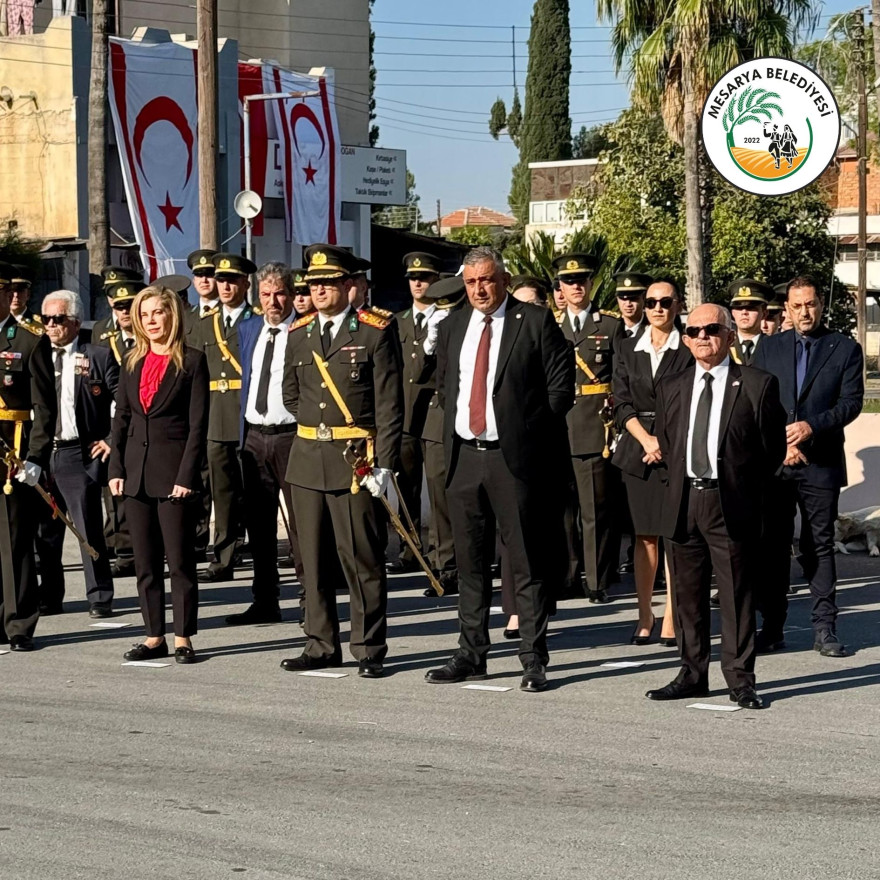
[108,38,200,280]
[269,67,341,245]
[238,62,272,239]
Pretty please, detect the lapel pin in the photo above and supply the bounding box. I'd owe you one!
[732,380,741,387]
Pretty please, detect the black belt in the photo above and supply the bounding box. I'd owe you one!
[458,436,500,451]
[689,478,719,490]
[246,422,296,436]
[52,439,80,450]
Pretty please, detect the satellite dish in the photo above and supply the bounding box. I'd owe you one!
[233,190,263,220]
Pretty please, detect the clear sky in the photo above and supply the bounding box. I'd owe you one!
[371,0,855,220]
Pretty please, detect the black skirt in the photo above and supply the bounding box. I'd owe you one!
[622,464,668,536]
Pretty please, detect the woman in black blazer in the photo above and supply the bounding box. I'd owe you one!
[109,287,209,663]
[612,281,692,646]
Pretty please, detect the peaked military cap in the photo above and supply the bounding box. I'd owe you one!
[107,280,146,304]
[102,265,142,287]
[552,253,597,278]
[728,278,772,305]
[10,265,33,286]
[0,261,15,285]
[212,253,257,278]
[423,274,465,309]
[352,256,372,278]
[291,268,308,289]
[154,274,191,295]
[403,251,443,276]
[188,249,217,275]
[768,282,788,313]
[304,244,361,281]
[614,272,652,295]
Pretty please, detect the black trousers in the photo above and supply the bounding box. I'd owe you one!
[290,484,388,661]
[422,437,455,573]
[0,479,40,638]
[41,445,114,608]
[241,425,301,605]
[447,444,549,667]
[126,493,199,637]
[397,432,423,564]
[102,487,133,559]
[207,439,244,572]
[669,486,756,690]
[35,474,66,603]
[759,473,839,635]
[570,454,616,593]
[194,453,212,553]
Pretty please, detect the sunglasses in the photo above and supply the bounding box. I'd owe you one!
[684,323,725,338]
[562,274,590,285]
[112,302,132,312]
[645,297,674,310]
[41,314,69,325]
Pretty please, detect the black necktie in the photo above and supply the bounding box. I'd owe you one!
[573,315,581,334]
[53,348,64,438]
[321,321,333,357]
[415,312,425,339]
[225,315,233,334]
[691,373,713,478]
[742,340,754,363]
[124,337,134,351]
[255,328,279,416]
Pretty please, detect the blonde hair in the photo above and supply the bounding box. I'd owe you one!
[126,286,186,373]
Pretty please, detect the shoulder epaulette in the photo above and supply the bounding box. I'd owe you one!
[21,319,45,336]
[600,309,620,319]
[290,311,317,332]
[252,306,264,316]
[32,314,43,324]
[358,309,391,330]
[370,306,394,319]
[100,330,116,340]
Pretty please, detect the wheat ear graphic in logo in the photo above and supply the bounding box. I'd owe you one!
[722,87,811,182]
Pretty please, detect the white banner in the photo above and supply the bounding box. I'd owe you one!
[108,38,200,280]
[269,68,341,245]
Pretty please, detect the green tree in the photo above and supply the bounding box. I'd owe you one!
[446,226,495,246]
[597,0,816,308]
[373,170,420,229]
[572,124,610,159]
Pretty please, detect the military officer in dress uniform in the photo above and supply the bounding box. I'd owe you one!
[729,278,772,365]
[280,244,403,678]
[614,272,651,342]
[763,284,786,336]
[292,269,313,318]
[91,266,142,345]
[191,252,259,582]
[390,251,443,575]
[554,252,620,603]
[185,249,218,336]
[9,266,41,331]
[0,260,57,651]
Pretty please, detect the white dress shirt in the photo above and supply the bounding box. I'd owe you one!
[634,326,680,378]
[199,298,219,316]
[244,316,295,426]
[412,303,436,328]
[222,302,246,328]
[454,300,507,442]
[318,306,352,341]
[622,317,645,338]
[566,306,591,333]
[686,357,729,479]
[54,340,79,441]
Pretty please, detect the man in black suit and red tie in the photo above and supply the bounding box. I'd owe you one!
[648,303,785,709]
[425,247,573,692]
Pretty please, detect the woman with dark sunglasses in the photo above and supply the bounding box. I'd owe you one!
[612,280,692,646]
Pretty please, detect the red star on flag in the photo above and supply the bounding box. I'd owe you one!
[158,191,184,232]
[302,160,318,185]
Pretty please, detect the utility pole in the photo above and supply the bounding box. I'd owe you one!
[87,0,109,317]
[436,199,441,237]
[871,0,880,126]
[197,0,218,249]
[855,10,868,372]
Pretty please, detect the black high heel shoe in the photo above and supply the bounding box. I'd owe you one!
[630,615,657,646]
[659,635,678,648]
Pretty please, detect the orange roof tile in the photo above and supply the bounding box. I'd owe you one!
[440,206,517,228]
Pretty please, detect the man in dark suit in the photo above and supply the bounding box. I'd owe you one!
[190,252,259,582]
[36,290,118,617]
[752,276,864,657]
[425,247,573,692]
[728,278,770,366]
[647,303,785,709]
[0,261,57,651]
[225,261,301,626]
[280,244,403,679]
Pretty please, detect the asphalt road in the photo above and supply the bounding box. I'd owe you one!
[3,546,880,880]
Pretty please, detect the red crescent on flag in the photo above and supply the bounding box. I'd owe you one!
[290,103,326,158]
[133,97,195,186]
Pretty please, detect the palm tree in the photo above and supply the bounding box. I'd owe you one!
[597,0,816,308]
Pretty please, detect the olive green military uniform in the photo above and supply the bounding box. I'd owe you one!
[728,278,772,366]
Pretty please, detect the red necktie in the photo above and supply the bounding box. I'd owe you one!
[469,316,492,436]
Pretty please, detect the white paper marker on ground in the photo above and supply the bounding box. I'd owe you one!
[462,684,512,692]
[89,622,130,629]
[122,661,171,668]
[489,606,504,614]
[0,649,9,656]
[687,702,741,712]
[299,671,349,679]
[600,661,646,669]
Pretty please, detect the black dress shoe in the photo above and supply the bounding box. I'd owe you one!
[386,559,418,574]
[278,555,298,569]
[174,646,196,665]
[424,571,459,598]
[503,627,520,640]
[123,641,169,661]
[358,658,384,678]
[630,615,657,646]
[425,654,487,684]
[520,663,547,692]
[618,561,634,575]
[225,603,282,626]
[730,686,764,709]
[198,566,233,583]
[10,635,34,652]
[280,653,342,672]
[755,630,786,653]
[646,679,709,701]
[88,605,113,619]
[813,629,846,657]
[111,559,136,578]
[39,603,65,616]
[587,589,610,604]
[658,636,678,648]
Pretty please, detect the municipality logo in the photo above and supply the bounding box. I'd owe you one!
[702,57,840,196]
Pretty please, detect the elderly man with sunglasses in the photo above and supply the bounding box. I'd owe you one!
[647,303,785,710]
